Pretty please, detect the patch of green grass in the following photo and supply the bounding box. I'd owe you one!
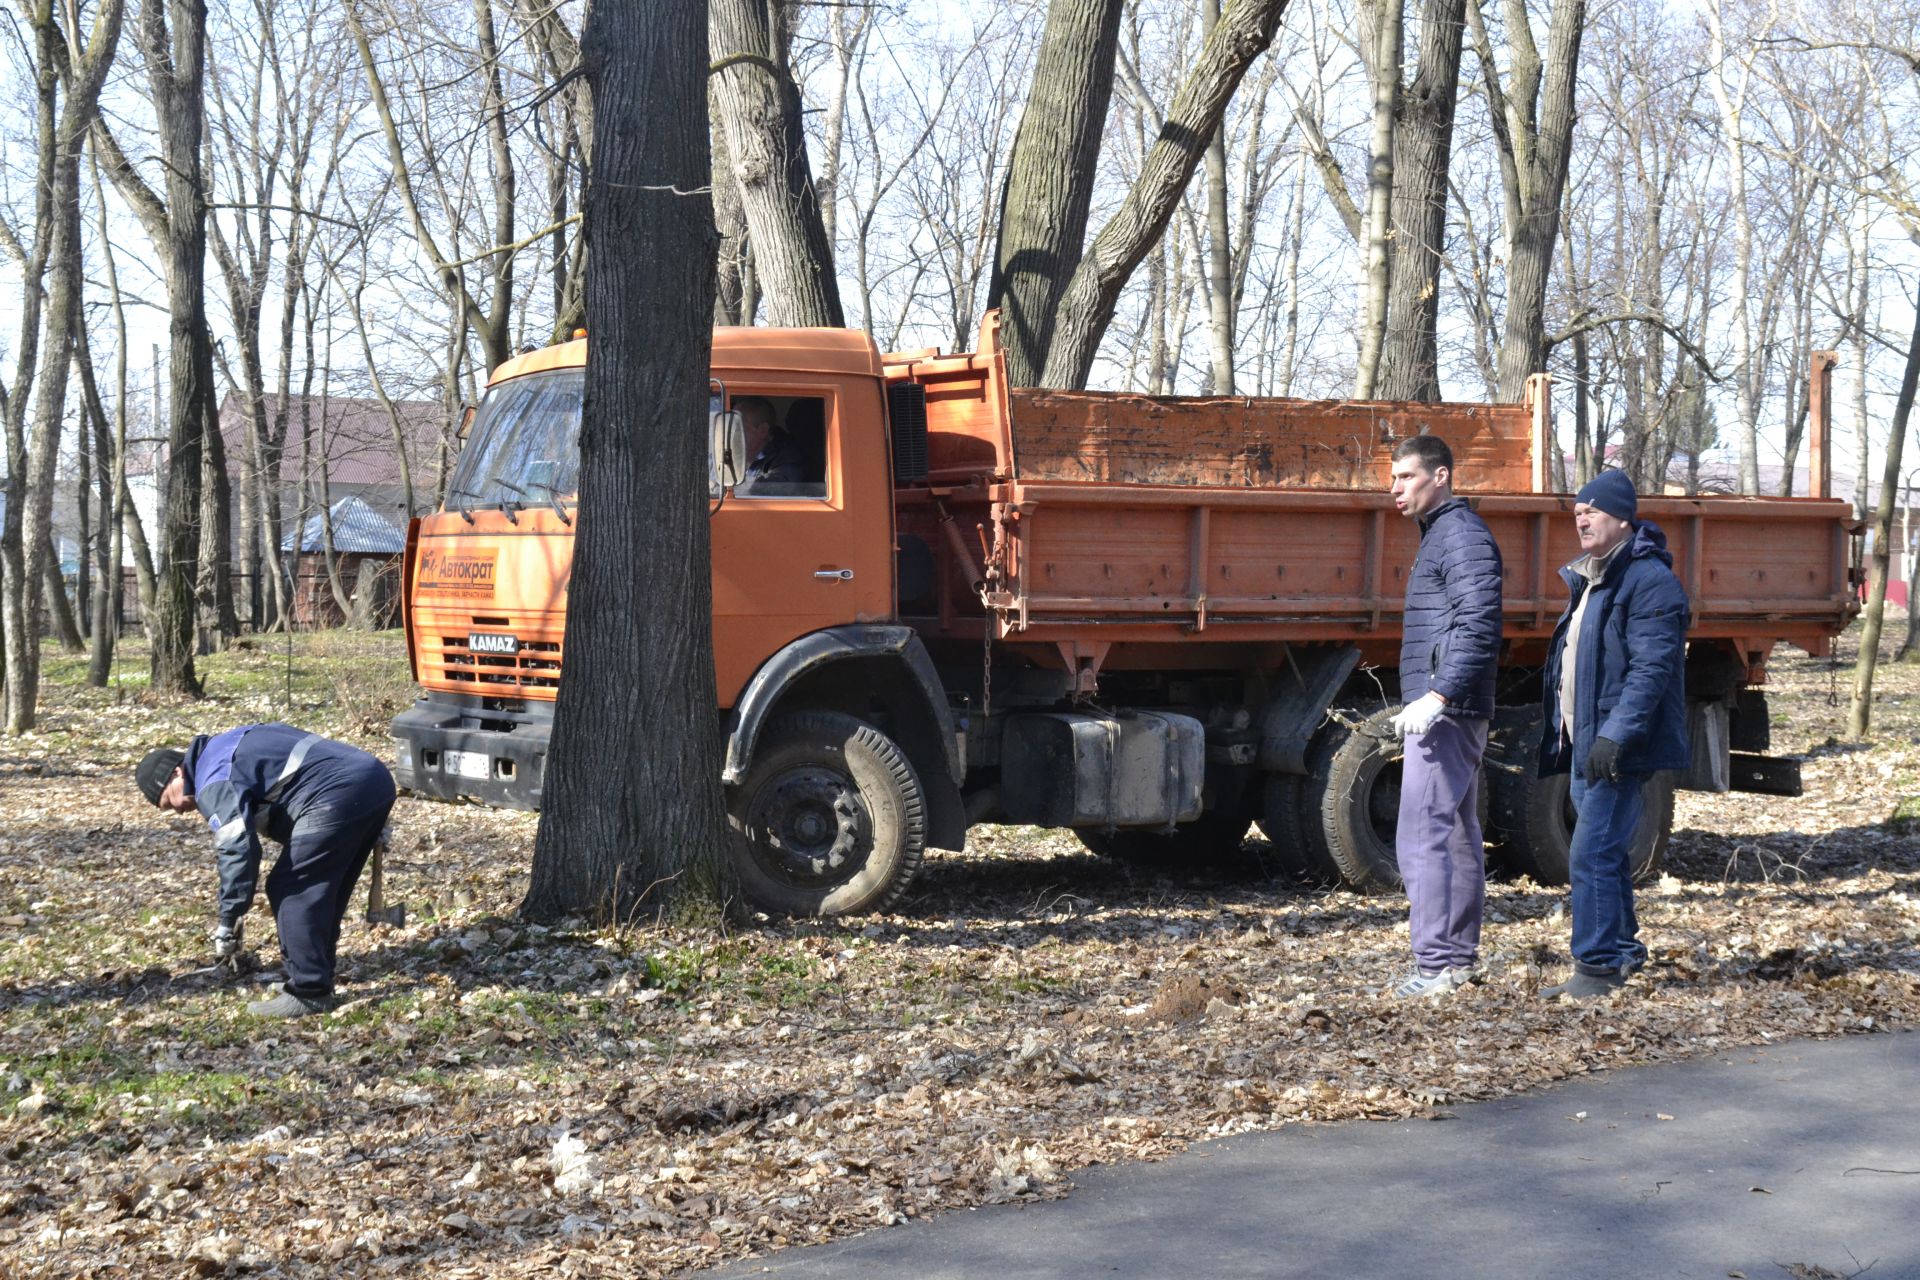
[11,1041,295,1137]
[32,631,415,750]
[1888,793,1920,834]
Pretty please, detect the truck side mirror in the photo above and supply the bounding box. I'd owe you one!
[711,409,747,497]
[457,403,476,442]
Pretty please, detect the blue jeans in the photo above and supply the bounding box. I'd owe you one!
[1568,772,1651,976]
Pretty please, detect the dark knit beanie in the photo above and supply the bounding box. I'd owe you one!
[137,748,185,805]
[1575,469,1637,523]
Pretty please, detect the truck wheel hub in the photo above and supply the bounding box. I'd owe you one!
[757,768,864,880]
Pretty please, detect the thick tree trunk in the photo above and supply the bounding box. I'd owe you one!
[1847,301,1920,737]
[986,0,1124,388]
[1376,0,1468,402]
[146,0,213,697]
[1039,0,1290,391]
[709,0,842,328]
[524,0,728,924]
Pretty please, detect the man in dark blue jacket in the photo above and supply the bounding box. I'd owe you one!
[1538,469,1690,1000]
[137,724,396,1018]
[1386,435,1504,998]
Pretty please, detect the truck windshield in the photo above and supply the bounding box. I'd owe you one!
[449,369,584,505]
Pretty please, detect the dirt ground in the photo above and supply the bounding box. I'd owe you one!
[1,621,1916,1277]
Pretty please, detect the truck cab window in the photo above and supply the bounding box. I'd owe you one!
[450,370,584,504]
[733,394,828,499]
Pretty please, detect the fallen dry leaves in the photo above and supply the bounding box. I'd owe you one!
[0,625,1916,1277]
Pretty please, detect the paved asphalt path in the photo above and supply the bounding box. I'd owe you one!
[708,1031,1919,1279]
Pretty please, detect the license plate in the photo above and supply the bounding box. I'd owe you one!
[469,631,519,655]
[443,750,491,781]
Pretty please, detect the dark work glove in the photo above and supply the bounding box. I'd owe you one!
[1584,736,1622,784]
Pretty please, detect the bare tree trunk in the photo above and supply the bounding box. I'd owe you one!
[986,0,1125,387]
[1376,0,1467,402]
[1848,301,1920,737]
[1899,468,1919,661]
[41,538,82,652]
[77,189,135,681]
[1704,0,1761,495]
[1279,159,1305,395]
[711,88,750,325]
[1039,0,1290,391]
[199,392,239,644]
[1469,0,1586,402]
[113,0,215,698]
[709,0,842,328]
[345,0,513,370]
[525,0,728,924]
[1352,0,1400,399]
[3,0,125,730]
[1200,0,1236,396]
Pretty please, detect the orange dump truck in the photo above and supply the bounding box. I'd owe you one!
[391,315,1857,915]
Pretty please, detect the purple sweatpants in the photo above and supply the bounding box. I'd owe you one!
[1395,714,1489,971]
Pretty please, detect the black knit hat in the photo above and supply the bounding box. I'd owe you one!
[137,748,185,805]
[1575,468,1638,524]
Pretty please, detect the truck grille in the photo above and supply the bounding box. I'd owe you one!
[422,623,564,693]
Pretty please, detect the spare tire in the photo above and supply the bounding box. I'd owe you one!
[1484,704,1672,886]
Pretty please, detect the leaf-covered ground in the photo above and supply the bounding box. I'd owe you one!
[2,624,1917,1277]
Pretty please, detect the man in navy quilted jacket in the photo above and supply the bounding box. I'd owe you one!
[136,725,396,1018]
[1537,470,1689,1000]
[1386,435,1504,999]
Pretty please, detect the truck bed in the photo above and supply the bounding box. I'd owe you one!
[886,318,1858,667]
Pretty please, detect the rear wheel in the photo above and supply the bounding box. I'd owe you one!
[1484,704,1672,885]
[727,711,926,916]
[1257,772,1341,886]
[1303,708,1404,894]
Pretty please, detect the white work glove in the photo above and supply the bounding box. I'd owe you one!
[1390,691,1448,738]
[210,922,243,960]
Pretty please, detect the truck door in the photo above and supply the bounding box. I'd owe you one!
[709,386,892,706]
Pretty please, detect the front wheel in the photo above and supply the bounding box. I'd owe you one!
[727,711,926,917]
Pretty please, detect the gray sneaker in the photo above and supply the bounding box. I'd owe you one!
[1540,969,1626,1001]
[246,990,332,1019]
[1390,967,1473,999]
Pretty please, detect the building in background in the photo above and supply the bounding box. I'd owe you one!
[281,495,409,629]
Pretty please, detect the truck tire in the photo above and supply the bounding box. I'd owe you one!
[727,711,926,917]
[1484,704,1673,886]
[1303,708,1404,894]
[1257,773,1342,886]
